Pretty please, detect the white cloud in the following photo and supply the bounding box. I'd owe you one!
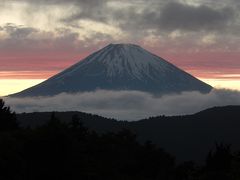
[3,89,240,120]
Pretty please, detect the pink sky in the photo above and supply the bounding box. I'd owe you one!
[0,0,240,95]
[0,48,239,80]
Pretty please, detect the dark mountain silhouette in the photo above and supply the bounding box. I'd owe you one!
[17,105,240,162]
[11,44,212,97]
[1,98,240,179]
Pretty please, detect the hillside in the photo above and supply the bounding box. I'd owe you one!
[17,105,240,162]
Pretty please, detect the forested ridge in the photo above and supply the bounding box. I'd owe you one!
[1,99,240,179]
[17,105,240,162]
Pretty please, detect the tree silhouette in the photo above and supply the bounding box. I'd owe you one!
[206,143,232,172]
[0,99,18,131]
[201,143,234,180]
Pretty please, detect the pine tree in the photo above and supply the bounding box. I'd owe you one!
[0,99,18,131]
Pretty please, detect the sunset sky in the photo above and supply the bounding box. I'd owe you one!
[0,0,240,96]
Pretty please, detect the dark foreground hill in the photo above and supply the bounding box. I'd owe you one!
[17,105,240,162]
[1,98,240,180]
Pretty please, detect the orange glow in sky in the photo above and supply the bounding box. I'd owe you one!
[0,79,45,96]
[0,1,240,96]
[0,52,240,96]
[0,72,239,96]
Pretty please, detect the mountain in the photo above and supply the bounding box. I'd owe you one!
[17,105,240,162]
[12,43,212,97]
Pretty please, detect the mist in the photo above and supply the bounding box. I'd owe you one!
[3,89,240,120]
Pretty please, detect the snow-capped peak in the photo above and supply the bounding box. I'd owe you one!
[59,43,175,80]
[12,43,212,97]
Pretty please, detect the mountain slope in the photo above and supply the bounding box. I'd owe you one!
[12,44,212,97]
[17,105,240,162]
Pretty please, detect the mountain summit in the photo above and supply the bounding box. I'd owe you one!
[12,43,212,97]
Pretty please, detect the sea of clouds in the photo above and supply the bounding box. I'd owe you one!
[3,89,240,120]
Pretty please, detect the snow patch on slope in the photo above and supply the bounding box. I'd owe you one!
[11,43,212,97]
[55,44,175,81]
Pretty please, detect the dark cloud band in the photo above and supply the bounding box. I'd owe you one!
[158,2,234,31]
